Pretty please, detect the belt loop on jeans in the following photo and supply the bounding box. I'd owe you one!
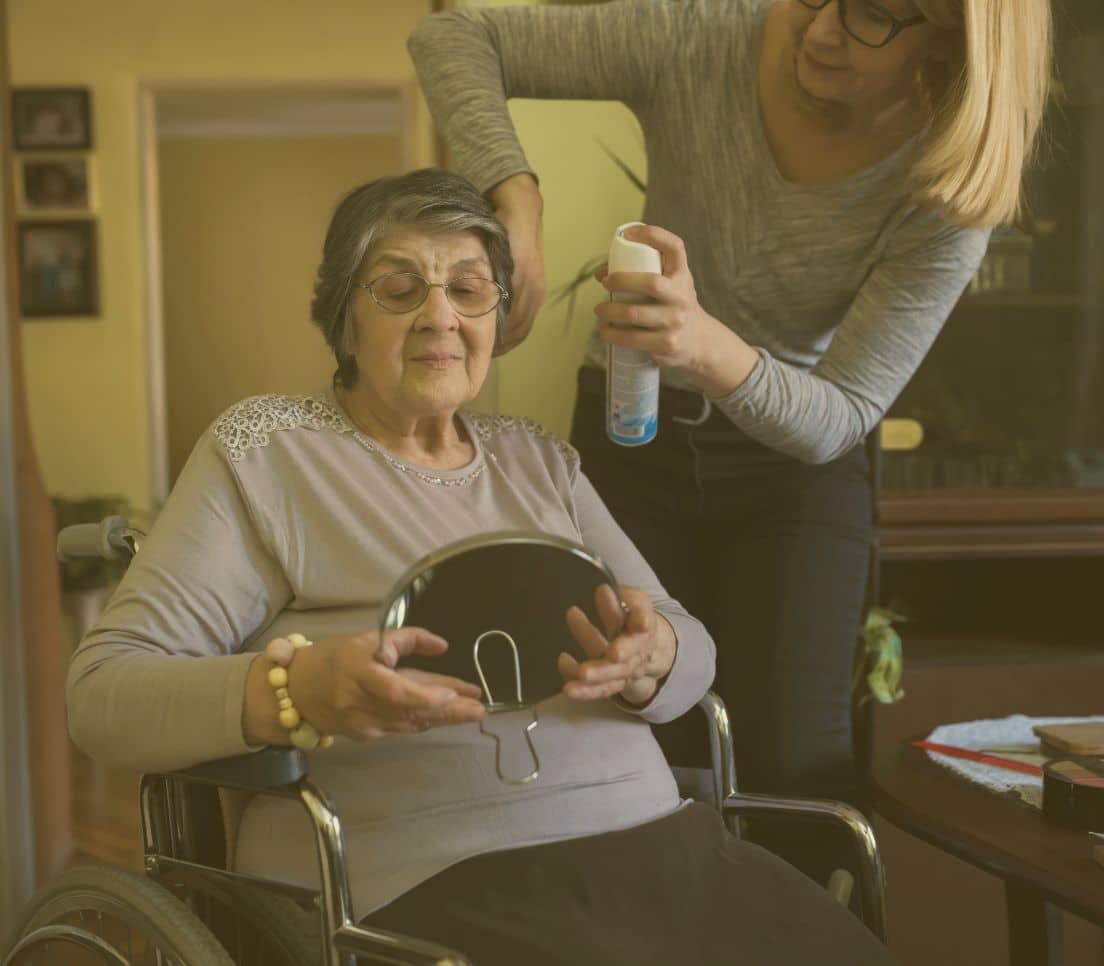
[672,394,712,427]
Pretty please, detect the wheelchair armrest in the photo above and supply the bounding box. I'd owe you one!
[695,690,738,807]
[166,747,309,791]
[723,789,871,825]
[723,792,887,941]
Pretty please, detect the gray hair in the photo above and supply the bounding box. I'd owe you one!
[310,167,514,388]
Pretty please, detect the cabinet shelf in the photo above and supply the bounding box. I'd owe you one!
[879,489,1104,525]
[878,521,1104,560]
[878,490,1104,560]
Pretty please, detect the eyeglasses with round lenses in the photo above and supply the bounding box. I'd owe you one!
[796,0,926,49]
[356,273,510,318]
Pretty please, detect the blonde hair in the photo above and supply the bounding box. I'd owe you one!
[911,0,1053,228]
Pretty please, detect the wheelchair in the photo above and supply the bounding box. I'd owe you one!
[4,518,888,966]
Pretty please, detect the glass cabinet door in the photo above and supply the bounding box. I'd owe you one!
[880,0,1104,548]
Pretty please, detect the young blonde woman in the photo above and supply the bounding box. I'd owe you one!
[410,0,1052,890]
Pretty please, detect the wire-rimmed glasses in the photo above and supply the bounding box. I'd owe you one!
[355,273,509,317]
[796,0,926,49]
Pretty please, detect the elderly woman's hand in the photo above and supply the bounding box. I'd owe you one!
[245,628,486,746]
[559,585,677,708]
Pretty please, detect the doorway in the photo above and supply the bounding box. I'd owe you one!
[64,84,420,874]
[142,84,416,496]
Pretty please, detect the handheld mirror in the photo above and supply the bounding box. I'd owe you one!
[379,531,621,783]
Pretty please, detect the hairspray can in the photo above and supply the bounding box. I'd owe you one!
[606,222,661,446]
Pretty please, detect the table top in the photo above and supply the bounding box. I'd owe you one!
[872,737,1104,926]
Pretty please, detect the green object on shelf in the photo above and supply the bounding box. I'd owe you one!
[853,607,906,707]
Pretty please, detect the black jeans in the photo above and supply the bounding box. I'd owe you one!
[570,367,874,886]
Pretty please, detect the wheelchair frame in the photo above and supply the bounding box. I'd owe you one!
[134,687,887,966]
[7,518,888,966]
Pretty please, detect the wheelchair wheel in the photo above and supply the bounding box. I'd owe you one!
[217,883,320,966]
[4,864,234,966]
[165,869,320,966]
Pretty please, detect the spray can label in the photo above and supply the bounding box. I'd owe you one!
[607,339,659,446]
[605,222,661,447]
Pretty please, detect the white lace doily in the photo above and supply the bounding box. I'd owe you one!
[923,714,1104,809]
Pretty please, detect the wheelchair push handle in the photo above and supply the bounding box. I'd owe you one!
[57,515,143,563]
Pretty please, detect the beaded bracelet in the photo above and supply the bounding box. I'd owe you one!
[264,633,334,751]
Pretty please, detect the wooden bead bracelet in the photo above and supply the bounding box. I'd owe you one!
[264,633,334,750]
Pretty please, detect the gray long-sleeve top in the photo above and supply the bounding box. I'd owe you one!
[67,390,715,914]
[408,0,991,464]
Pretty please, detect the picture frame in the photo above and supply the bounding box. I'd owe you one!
[16,156,94,215]
[11,87,93,151]
[17,220,100,318]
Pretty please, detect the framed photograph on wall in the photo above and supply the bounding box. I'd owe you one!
[17,220,100,318]
[16,156,93,215]
[11,88,93,151]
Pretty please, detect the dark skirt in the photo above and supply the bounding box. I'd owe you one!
[363,803,895,966]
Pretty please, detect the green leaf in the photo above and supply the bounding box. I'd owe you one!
[548,255,607,308]
[597,140,646,194]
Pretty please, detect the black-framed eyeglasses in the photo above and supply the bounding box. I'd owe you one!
[796,0,926,49]
[355,272,509,318]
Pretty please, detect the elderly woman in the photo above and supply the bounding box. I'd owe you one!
[67,169,893,965]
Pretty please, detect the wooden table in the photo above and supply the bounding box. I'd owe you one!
[872,738,1104,966]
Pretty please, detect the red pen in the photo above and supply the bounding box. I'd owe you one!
[912,740,1044,777]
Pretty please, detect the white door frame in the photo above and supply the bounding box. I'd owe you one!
[137,80,420,506]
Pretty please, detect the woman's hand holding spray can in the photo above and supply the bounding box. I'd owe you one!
[605,222,662,447]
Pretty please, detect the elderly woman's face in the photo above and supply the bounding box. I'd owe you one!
[349,226,498,418]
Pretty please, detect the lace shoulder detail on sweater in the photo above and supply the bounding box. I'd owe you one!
[467,412,579,470]
[212,393,351,462]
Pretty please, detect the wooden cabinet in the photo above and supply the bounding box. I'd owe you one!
[878,0,1104,566]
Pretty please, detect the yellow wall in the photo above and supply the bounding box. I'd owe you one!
[10,0,435,511]
[470,0,649,439]
[11,0,645,511]
[497,99,646,437]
